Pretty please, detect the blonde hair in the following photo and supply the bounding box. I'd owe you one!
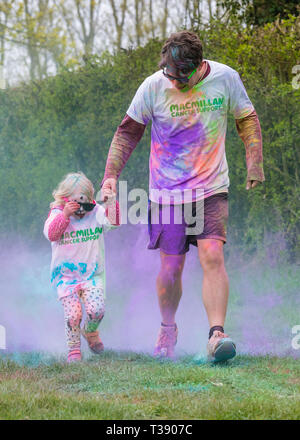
[50,172,95,208]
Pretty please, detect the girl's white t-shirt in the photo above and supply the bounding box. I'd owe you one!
[43,203,115,300]
[127,60,255,203]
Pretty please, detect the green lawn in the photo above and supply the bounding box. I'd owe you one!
[0,351,299,420]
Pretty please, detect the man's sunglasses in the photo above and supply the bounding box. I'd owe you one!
[63,197,96,212]
[162,67,197,84]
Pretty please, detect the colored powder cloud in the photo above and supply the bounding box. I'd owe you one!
[0,225,299,359]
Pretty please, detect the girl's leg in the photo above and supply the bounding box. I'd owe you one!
[80,286,105,353]
[81,286,105,333]
[60,293,83,360]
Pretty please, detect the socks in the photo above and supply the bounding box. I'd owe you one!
[161,322,176,328]
[209,325,224,339]
[161,323,224,338]
[69,342,81,352]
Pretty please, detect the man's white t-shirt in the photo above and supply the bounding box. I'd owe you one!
[127,60,254,204]
[43,204,115,300]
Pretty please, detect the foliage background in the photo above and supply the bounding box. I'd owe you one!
[0,13,299,261]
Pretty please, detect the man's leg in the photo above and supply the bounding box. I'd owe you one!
[156,250,186,325]
[154,251,186,358]
[197,239,228,327]
[197,238,236,361]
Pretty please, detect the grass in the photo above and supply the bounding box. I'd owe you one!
[0,351,299,420]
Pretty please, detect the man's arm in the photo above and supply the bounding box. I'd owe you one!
[235,110,265,189]
[102,114,146,185]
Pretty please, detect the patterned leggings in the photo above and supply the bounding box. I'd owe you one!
[60,287,105,349]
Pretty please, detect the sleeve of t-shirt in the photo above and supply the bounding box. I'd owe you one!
[228,70,254,120]
[126,77,152,125]
[43,208,64,241]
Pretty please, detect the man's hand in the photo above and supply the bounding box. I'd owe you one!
[246,180,261,190]
[101,178,117,202]
[104,192,116,206]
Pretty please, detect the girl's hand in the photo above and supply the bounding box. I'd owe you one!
[105,199,120,226]
[102,188,116,205]
[63,201,80,219]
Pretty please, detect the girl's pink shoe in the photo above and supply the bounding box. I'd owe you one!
[81,329,104,354]
[67,348,82,363]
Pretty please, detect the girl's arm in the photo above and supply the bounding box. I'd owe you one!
[48,213,70,241]
[95,201,120,232]
[43,208,70,242]
[105,199,120,226]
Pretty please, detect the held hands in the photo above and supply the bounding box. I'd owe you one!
[63,201,80,219]
[101,178,120,225]
[103,191,116,206]
[101,178,117,203]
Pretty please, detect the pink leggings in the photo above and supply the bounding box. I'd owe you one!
[60,286,105,349]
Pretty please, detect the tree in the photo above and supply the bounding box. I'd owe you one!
[108,0,127,50]
[218,0,300,26]
[1,0,68,81]
[0,1,14,70]
[57,0,103,56]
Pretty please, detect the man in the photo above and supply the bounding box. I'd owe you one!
[101,31,265,362]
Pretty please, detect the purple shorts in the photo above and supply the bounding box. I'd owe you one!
[148,192,228,255]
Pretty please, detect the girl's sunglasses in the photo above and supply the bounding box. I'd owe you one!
[63,197,96,211]
[76,201,96,212]
[162,67,197,84]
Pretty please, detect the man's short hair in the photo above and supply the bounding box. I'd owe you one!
[159,31,203,74]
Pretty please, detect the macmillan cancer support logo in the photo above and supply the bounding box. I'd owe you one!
[170,97,225,117]
[59,226,103,245]
[291,325,300,350]
[292,65,300,90]
[0,325,6,350]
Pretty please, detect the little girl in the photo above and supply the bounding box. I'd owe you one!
[43,171,120,362]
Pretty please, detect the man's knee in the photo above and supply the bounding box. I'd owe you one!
[198,240,224,270]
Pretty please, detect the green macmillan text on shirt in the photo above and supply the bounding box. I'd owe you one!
[170,97,225,118]
[59,226,103,246]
